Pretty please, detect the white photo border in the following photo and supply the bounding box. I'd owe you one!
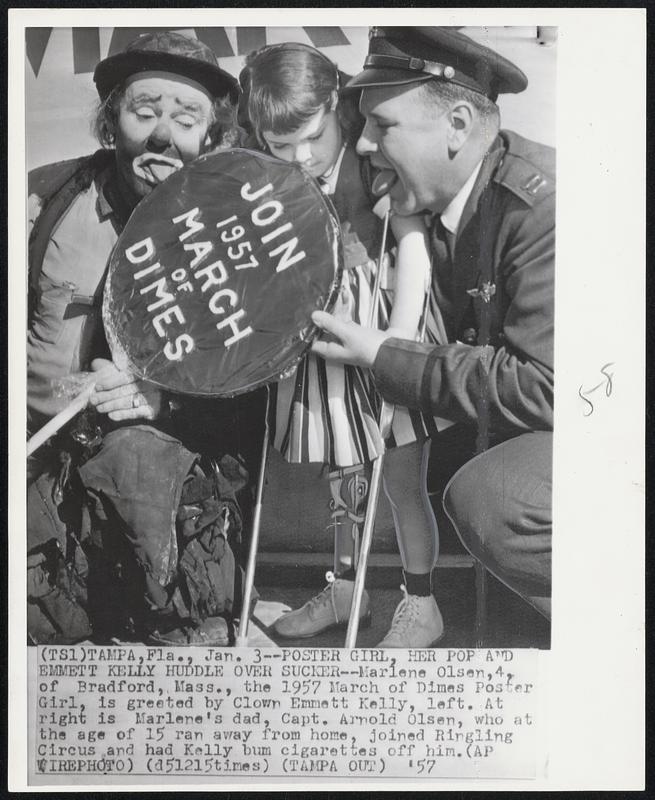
[8,6,646,792]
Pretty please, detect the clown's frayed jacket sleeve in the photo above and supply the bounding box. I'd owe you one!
[27,150,115,297]
[373,132,555,436]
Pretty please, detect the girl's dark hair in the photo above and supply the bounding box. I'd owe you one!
[93,83,245,150]
[240,43,363,146]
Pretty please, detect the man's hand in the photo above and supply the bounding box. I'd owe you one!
[311,311,391,368]
[89,358,164,422]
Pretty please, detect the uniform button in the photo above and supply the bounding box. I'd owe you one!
[462,327,477,344]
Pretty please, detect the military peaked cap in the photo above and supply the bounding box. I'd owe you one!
[345,26,528,101]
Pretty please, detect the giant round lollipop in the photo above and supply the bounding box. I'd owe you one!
[103,148,343,397]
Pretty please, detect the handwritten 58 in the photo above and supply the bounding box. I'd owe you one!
[579,363,615,417]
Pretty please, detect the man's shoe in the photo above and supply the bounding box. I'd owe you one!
[377,586,444,648]
[273,572,370,639]
[147,616,231,646]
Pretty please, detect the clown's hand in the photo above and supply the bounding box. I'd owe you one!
[311,311,391,368]
[89,358,164,422]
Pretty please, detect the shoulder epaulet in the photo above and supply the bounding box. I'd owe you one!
[493,130,556,208]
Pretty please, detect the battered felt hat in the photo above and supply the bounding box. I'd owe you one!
[94,31,240,104]
[345,26,527,101]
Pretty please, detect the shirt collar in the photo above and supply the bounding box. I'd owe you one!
[440,158,484,236]
[96,180,115,221]
[95,161,122,221]
[319,144,347,196]
[96,161,135,228]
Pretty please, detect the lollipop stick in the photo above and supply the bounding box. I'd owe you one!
[236,386,271,647]
[26,383,95,457]
[346,209,392,647]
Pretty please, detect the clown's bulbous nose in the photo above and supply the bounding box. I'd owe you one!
[146,122,172,153]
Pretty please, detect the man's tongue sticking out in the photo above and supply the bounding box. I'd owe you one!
[371,167,398,198]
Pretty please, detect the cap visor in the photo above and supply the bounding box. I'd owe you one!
[343,67,433,92]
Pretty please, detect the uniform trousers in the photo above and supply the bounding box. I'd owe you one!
[442,431,552,617]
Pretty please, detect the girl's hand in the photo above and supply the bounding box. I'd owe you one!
[389,212,427,237]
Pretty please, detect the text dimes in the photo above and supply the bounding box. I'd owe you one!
[125,181,306,359]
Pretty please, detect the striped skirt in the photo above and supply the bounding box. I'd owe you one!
[273,256,449,468]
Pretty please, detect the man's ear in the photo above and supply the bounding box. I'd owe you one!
[447,101,475,153]
[329,90,339,112]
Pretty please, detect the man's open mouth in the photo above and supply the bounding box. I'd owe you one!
[371,167,398,197]
[132,154,184,186]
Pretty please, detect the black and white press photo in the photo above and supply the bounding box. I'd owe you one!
[9,8,645,793]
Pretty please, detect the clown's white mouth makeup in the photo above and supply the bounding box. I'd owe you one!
[132,153,184,186]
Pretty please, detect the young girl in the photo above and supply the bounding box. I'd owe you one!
[241,43,448,647]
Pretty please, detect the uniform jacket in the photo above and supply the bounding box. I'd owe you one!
[373,130,555,437]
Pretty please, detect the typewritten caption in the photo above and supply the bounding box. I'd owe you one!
[31,647,538,781]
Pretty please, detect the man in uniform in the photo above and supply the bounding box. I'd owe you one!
[312,27,554,643]
[27,31,264,646]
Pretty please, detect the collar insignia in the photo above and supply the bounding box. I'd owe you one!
[467,281,496,304]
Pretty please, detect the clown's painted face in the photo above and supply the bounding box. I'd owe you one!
[115,72,213,199]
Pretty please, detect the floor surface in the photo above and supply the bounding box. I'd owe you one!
[250,570,550,650]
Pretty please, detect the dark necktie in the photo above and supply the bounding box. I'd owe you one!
[426,215,456,345]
